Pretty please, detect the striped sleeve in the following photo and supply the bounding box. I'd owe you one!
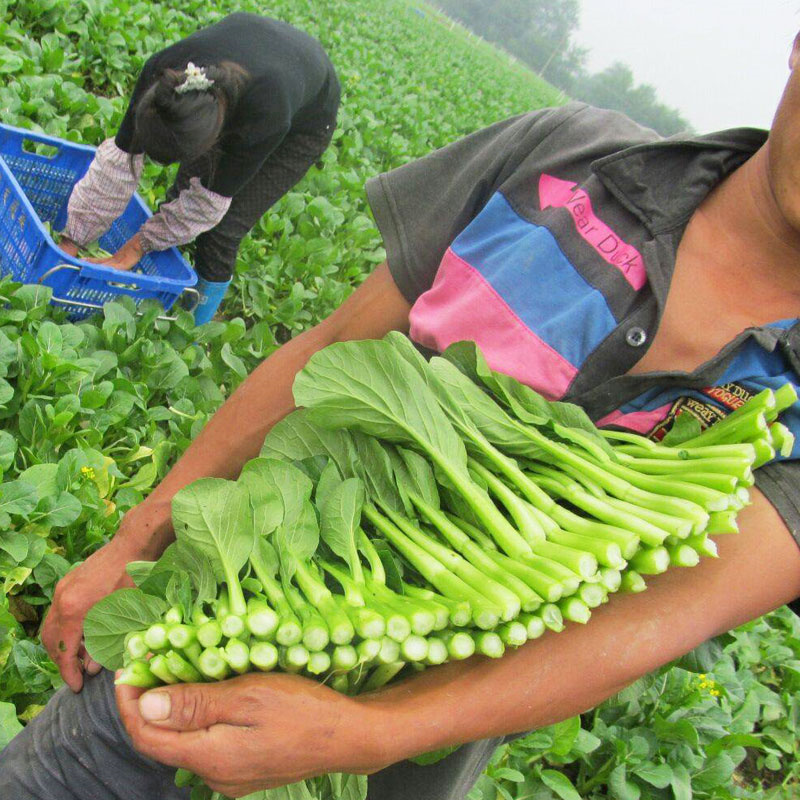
[63,139,143,246]
[137,177,231,253]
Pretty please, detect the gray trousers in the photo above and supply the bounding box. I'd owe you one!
[0,671,509,800]
[168,127,335,282]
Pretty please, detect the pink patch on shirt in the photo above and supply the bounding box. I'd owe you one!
[539,174,647,290]
[409,248,578,399]
[597,403,672,434]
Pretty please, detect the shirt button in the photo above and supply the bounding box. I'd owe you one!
[625,326,647,347]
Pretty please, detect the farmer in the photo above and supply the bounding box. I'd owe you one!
[4,30,800,800]
[59,12,340,324]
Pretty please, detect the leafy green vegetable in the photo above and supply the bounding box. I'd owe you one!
[172,478,254,616]
[84,588,169,669]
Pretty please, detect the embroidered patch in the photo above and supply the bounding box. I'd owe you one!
[649,382,757,440]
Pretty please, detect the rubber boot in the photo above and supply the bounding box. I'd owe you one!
[192,277,231,325]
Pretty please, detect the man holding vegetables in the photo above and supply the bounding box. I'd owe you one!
[4,28,800,800]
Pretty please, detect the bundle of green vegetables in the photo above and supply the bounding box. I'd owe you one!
[45,222,114,260]
[83,333,796,800]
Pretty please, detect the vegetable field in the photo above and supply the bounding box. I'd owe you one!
[0,0,798,798]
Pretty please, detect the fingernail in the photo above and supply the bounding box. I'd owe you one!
[140,691,171,721]
[114,669,123,681]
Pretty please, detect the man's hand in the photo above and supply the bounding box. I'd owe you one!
[116,673,390,797]
[41,537,146,691]
[41,501,173,692]
[85,233,144,271]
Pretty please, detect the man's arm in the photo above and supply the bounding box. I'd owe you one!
[123,261,411,554]
[116,488,800,797]
[42,263,411,690]
[360,489,800,758]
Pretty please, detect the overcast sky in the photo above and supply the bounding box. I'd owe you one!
[573,0,800,133]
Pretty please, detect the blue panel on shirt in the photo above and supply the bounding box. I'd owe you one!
[451,192,617,368]
[617,320,800,459]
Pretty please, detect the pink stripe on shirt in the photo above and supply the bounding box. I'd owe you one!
[409,247,578,400]
[596,403,672,433]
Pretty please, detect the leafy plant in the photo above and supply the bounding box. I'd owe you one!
[0,2,797,799]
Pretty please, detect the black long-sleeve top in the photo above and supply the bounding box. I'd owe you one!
[115,13,340,197]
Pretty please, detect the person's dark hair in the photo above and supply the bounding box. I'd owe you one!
[131,61,248,166]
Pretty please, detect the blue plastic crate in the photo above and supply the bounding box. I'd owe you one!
[0,123,197,319]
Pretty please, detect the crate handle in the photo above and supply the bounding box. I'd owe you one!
[37,264,201,322]
[21,138,61,160]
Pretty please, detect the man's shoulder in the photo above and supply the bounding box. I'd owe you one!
[513,102,663,155]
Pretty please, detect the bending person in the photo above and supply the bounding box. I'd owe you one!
[60,12,340,323]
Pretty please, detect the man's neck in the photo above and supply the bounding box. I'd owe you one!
[692,145,800,288]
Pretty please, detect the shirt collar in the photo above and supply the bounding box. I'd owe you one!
[591,127,769,235]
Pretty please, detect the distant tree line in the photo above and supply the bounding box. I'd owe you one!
[432,0,692,135]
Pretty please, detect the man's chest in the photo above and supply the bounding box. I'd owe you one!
[410,214,799,441]
[629,227,800,377]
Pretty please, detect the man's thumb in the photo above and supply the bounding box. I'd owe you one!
[139,683,222,730]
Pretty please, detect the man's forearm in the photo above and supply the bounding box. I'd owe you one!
[356,492,800,766]
[116,263,411,557]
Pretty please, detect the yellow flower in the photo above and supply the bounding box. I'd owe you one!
[80,466,96,480]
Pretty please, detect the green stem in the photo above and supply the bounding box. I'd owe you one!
[667,543,701,568]
[528,467,666,547]
[363,662,406,692]
[365,505,502,629]
[620,570,647,593]
[616,454,753,479]
[165,650,202,683]
[559,596,592,624]
[480,547,563,603]
[358,530,387,584]
[422,442,533,559]
[250,641,279,672]
[412,493,543,611]
[149,654,179,684]
[385,506,521,621]
[544,528,626,570]
[469,460,546,546]
[629,546,670,575]
[681,409,769,448]
[115,660,159,688]
[530,540,598,579]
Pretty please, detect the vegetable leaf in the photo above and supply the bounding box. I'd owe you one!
[238,458,286,538]
[294,339,468,478]
[320,477,365,582]
[661,411,703,446]
[171,478,254,583]
[442,340,614,457]
[84,588,169,669]
[261,409,360,480]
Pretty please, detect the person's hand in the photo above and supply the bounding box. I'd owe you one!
[41,495,175,692]
[85,233,144,271]
[116,672,392,797]
[59,236,80,258]
[41,536,143,691]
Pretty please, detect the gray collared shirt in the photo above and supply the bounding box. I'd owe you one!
[366,102,799,616]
